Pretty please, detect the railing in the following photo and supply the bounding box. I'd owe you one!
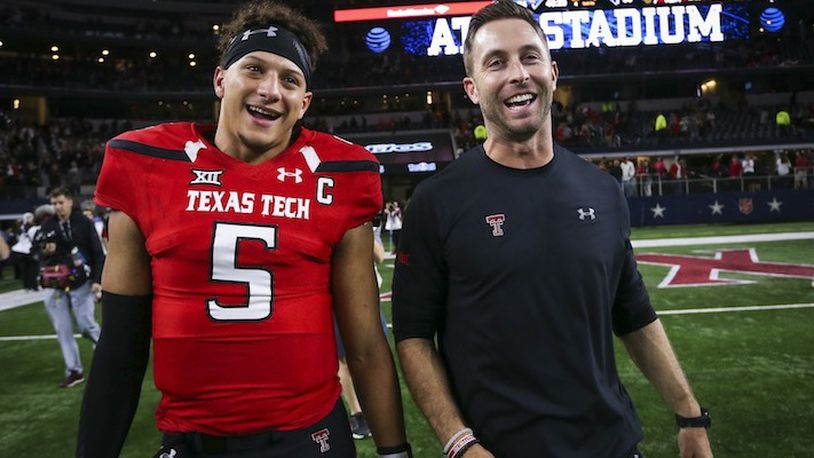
[624,167,813,197]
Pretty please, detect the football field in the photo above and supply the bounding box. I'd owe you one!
[1,222,812,457]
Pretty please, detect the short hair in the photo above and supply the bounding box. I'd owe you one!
[48,187,74,200]
[218,1,328,72]
[463,0,548,76]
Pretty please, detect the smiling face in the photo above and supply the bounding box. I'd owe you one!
[463,18,558,143]
[213,51,313,159]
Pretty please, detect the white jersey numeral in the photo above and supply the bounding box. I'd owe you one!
[207,222,277,321]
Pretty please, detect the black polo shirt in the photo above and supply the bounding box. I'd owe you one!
[392,145,657,458]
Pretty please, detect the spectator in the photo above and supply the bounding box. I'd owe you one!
[795,151,811,189]
[10,212,39,291]
[620,156,637,196]
[37,187,103,388]
[776,152,792,188]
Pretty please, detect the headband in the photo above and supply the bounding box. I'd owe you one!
[221,25,312,87]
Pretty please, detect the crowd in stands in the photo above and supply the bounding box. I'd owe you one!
[0,114,129,198]
[592,150,813,197]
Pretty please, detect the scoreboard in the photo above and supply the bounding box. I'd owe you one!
[334,0,770,54]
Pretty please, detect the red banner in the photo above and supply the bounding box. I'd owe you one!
[334,1,491,23]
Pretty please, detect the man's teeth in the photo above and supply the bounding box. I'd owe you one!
[506,94,535,105]
[248,106,276,116]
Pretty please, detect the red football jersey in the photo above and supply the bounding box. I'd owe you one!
[95,123,382,435]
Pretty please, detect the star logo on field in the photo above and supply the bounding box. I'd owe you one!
[709,200,724,215]
[650,203,666,218]
[767,198,783,212]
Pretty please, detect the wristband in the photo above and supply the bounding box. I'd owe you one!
[378,442,412,458]
[447,434,478,458]
[442,428,473,455]
[676,406,711,429]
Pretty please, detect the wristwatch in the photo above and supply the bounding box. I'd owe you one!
[675,406,711,429]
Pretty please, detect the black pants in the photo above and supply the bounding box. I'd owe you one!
[155,400,356,458]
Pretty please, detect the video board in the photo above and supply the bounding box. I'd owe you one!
[335,1,774,55]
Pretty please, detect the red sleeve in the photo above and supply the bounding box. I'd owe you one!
[94,142,144,230]
[345,166,383,231]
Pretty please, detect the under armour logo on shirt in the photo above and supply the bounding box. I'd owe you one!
[485,214,506,237]
[311,428,331,453]
[277,167,303,183]
[577,207,596,221]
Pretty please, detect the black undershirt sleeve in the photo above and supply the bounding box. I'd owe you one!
[76,292,152,458]
[612,189,657,336]
[392,186,447,342]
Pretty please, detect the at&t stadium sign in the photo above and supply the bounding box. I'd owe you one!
[427,4,734,54]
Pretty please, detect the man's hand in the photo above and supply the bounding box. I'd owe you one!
[91,282,103,294]
[463,444,496,457]
[44,242,57,255]
[678,428,713,458]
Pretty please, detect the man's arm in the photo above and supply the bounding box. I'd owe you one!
[0,235,9,261]
[621,319,713,458]
[397,338,494,457]
[76,210,152,458]
[332,223,408,451]
[84,216,106,291]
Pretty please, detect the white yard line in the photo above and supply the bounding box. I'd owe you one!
[632,231,814,248]
[0,334,81,342]
[657,303,814,315]
[3,231,813,314]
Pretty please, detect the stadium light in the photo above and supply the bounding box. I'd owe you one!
[97,57,104,63]
[51,54,59,60]
[188,53,196,59]
[0,40,4,48]
[426,91,433,105]
[102,49,109,56]
[149,51,157,58]
[13,99,20,109]
[189,61,197,67]
[212,24,220,31]
[51,45,59,52]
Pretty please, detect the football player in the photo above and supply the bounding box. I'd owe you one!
[76,2,409,457]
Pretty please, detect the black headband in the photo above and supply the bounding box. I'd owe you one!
[221,25,312,87]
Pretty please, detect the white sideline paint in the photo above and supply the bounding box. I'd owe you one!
[0,289,49,311]
[0,334,81,341]
[2,232,812,313]
[657,302,814,315]
[632,231,814,248]
[2,303,813,341]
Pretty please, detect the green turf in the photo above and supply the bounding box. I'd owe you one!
[2,223,813,457]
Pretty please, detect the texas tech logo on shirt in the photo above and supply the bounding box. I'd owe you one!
[485,214,506,237]
[311,428,331,453]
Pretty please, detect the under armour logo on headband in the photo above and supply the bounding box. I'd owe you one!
[239,26,278,42]
[222,24,313,87]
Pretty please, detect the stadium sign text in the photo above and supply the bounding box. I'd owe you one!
[365,142,434,154]
[427,4,724,55]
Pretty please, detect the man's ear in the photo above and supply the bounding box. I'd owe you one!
[463,76,480,105]
[213,66,225,99]
[298,91,313,120]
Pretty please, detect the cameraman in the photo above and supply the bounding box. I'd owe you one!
[38,187,104,388]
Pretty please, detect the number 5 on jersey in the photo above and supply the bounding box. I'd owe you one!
[208,222,277,321]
